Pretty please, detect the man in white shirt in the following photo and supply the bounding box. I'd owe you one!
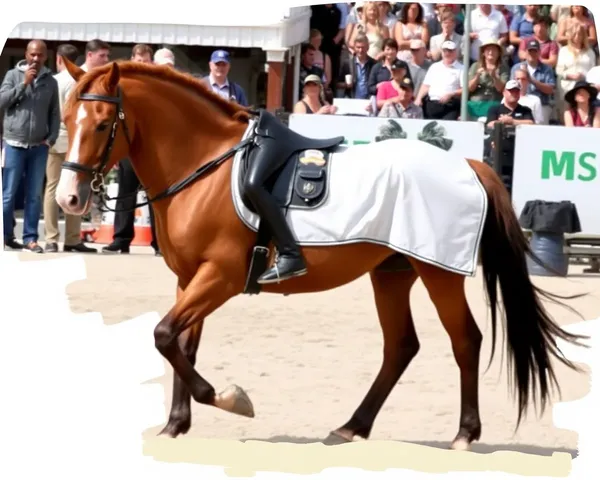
[62,38,111,97]
[512,67,543,124]
[470,4,509,62]
[415,40,464,120]
[42,43,98,254]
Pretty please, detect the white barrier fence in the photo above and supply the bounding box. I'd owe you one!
[512,124,600,236]
[289,114,486,162]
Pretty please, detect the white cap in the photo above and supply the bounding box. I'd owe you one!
[154,48,175,66]
[505,79,521,90]
[441,40,457,50]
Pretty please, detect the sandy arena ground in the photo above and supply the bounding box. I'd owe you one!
[20,245,600,457]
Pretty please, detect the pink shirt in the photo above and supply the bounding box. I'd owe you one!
[376,81,401,102]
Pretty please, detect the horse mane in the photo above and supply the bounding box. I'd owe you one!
[66,60,252,123]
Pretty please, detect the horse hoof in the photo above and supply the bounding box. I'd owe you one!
[450,437,471,451]
[327,428,355,443]
[158,423,185,438]
[215,384,255,418]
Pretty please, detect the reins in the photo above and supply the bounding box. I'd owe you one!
[61,84,259,214]
[95,134,254,214]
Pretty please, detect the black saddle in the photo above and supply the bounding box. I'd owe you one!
[254,109,345,153]
[239,109,345,213]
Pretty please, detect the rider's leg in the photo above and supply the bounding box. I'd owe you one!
[243,152,307,284]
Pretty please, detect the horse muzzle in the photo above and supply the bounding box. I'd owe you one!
[56,172,93,216]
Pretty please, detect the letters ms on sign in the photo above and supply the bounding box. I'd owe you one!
[541,150,597,182]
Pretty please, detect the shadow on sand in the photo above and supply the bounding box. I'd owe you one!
[240,435,578,458]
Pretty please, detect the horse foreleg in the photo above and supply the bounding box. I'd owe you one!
[159,285,201,438]
[415,262,482,451]
[330,268,419,442]
[153,262,254,418]
[159,318,204,438]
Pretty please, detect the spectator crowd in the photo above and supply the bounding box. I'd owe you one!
[302,3,600,128]
[1,39,248,253]
[2,3,599,254]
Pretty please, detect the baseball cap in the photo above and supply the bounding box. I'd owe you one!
[210,50,230,64]
[526,39,540,51]
[390,59,408,70]
[441,40,457,50]
[399,76,415,90]
[505,79,521,90]
[154,48,174,65]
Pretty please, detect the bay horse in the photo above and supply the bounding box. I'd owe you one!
[55,58,587,451]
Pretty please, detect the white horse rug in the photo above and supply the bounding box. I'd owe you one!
[231,123,488,276]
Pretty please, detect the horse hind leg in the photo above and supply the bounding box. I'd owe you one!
[330,267,420,442]
[413,261,482,451]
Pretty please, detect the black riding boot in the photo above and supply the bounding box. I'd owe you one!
[251,192,307,284]
[244,158,307,284]
[257,206,307,284]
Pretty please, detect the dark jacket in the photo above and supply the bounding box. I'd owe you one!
[337,52,377,99]
[0,59,60,147]
[367,60,413,97]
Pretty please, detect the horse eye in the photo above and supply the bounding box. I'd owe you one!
[96,123,109,132]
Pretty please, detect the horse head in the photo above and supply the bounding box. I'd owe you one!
[56,56,252,219]
[56,58,134,216]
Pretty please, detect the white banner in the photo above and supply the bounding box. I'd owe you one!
[288,114,486,161]
[512,125,600,235]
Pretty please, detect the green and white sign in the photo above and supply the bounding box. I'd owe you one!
[288,114,485,161]
[512,124,600,234]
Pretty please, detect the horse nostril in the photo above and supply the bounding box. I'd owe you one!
[67,195,79,207]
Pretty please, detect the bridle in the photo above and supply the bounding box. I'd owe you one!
[60,84,256,212]
[61,87,132,196]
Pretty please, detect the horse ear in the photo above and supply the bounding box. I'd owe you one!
[63,56,85,82]
[102,62,120,93]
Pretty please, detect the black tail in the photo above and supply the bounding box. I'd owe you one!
[478,171,589,428]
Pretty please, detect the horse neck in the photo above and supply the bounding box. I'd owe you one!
[122,75,249,199]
